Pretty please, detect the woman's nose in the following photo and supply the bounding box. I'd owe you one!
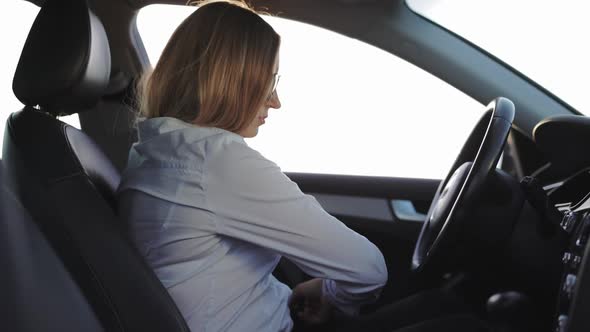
[268,91,281,109]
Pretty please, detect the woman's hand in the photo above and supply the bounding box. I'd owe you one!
[288,278,334,325]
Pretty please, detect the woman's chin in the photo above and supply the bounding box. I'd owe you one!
[240,128,259,138]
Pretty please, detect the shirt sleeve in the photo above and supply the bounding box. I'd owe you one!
[204,142,388,315]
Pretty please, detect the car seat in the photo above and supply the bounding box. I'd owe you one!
[2,0,189,331]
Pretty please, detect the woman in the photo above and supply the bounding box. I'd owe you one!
[117,1,388,331]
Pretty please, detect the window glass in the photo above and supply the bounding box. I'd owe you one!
[407,0,590,115]
[137,5,483,179]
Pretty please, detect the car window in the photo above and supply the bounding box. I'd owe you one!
[407,0,589,115]
[137,5,483,179]
[0,1,80,151]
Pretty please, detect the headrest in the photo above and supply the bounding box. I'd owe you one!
[12,0,111,116]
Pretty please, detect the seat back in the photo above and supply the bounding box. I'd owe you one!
[3,0,189,331]
[0,164,104,332]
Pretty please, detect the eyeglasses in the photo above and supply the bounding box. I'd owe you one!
[268,73,280,101]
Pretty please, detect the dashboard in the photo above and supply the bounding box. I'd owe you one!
[550,170,590,332]
[533,115,590,332]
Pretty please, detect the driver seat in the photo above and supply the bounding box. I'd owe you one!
[2,0,189,331]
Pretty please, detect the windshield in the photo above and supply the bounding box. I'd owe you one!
[407,0,589,115]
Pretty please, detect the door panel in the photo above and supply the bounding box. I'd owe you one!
[284,172,441,302]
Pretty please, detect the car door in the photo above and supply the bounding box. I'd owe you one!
[286,172,440,300]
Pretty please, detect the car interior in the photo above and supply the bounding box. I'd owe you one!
[2,0,590,331]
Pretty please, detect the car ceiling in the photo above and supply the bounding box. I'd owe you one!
[23,0,578,138]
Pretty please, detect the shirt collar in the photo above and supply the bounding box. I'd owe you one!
[137,117,244,143]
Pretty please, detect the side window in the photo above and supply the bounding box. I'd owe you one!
[137,5,483,179]
[0,1,80,151]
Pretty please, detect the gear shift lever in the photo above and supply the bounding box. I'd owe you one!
[486,291,536,332]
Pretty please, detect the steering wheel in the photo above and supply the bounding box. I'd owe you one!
[412,97,515,272]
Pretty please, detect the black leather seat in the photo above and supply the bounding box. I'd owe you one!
[0,165,104,332]
[2,0,189,331]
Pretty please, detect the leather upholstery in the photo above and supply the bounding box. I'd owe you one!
[5,109,120,210]
[3,126,189,331]
[12,0,110,115]
[3,0,190,331]
[0,169,104,332]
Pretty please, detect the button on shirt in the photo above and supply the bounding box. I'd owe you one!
[117,117,388,332]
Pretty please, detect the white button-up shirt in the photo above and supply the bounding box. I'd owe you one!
[117,117,387,332]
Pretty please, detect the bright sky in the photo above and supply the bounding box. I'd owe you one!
[409,0,590,115]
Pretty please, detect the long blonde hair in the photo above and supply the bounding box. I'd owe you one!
[138,0,280,133]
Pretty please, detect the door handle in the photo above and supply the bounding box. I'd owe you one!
[391,200,426,222]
